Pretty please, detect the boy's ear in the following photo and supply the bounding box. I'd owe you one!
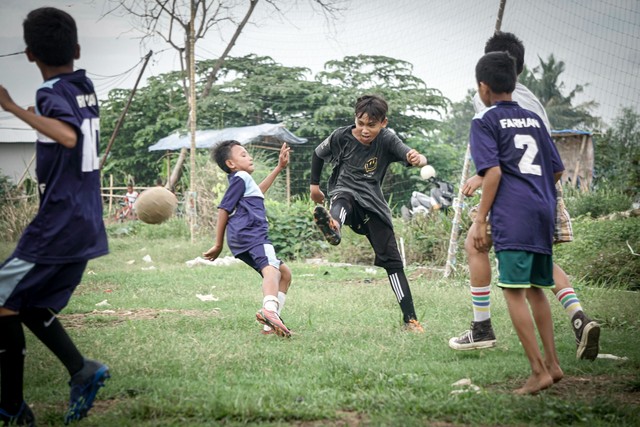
[25,48,36,63]
[75,44,80,60]
[225,158,235,171]
[380,117,388,128]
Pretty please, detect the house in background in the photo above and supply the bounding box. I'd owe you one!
[0,128,36,184]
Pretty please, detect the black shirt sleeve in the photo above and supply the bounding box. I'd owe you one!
[310,151,324,185]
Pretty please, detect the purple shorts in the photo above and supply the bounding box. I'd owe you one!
[236,244,282,275]
[0,257,88,313]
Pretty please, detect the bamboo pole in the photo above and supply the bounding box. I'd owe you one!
[443,0,507,278]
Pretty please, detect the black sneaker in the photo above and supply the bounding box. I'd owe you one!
[313,206,341,245]
[449,319,497,350]
[572,311,600,361]
[0,401,35,426]
[64,359,110,424]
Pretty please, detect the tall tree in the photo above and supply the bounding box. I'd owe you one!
[520,54,600,130]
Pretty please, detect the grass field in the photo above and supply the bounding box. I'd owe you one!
[1,237,639,426]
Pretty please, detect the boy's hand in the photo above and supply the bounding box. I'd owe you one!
[310,185,325,204]
[406,149,426,167]
[202,245,222,261]
[462,175,483,197]
[471,219,490,252]
[0,85,17,111]
[278,143,291,169]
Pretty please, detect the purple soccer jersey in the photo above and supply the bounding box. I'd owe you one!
[13,70,108,264]
[218,171,271,255]
[469,101,564,254]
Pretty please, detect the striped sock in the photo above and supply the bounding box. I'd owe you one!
[556,288,583,318]
[471,285,491,322]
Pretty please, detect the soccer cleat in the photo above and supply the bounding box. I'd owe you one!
[256,309,291,338]
[449,319,497,350]
[403,318,425,333]
[313,206,341,245]
[0,402,35,427]
[572,311,600,361]
[64,359,110,424]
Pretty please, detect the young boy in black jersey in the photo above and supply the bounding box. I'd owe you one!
[0,7,109,425]
[310,95,428,332]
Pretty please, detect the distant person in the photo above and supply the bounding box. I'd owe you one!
[124,184,139,209]
[449,32,600,361]
[310,94,428,332]
[203,140,293,337]
[469,51,564,394]
[0,7,110,425]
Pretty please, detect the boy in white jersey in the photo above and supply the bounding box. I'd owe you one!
[470,51,564,394]
[0,7,109,425]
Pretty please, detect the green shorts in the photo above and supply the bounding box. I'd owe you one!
[496,250,554,289]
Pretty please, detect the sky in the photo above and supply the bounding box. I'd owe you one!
[1,0,639,141]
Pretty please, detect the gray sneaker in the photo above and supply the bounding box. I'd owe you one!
[572,311,600,360]
[449,319,497,350]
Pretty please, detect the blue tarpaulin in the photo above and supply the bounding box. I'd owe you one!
[148,123,307,152]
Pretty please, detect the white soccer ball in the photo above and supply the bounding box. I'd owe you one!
[134,187,178,224]
[420,165,436,180]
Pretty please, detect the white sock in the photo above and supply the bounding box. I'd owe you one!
[263,295,279,313]
[277,291,287,315]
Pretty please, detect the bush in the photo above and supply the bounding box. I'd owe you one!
[564,185,632,218]
[106,217,190,240]
[0,174,38,242]
[265,197,325,260]
[554,216,640,290]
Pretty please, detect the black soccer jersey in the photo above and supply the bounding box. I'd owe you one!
[315,125,411,228]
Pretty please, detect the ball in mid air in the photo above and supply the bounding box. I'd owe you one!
[420,165,436,180]
[134,187,178,224]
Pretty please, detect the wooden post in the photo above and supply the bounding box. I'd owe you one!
[108,174,114,215]
[572,134,587,190]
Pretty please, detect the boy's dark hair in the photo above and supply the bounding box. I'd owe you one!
[212,140,241,173]
[355,95,388,122]
[23,7,78,67]
[476,52,517,94]
[484,31,525,75]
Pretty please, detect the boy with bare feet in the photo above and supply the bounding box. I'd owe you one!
[470,52,564,394]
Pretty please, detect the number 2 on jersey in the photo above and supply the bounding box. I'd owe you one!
[514,134,541,176]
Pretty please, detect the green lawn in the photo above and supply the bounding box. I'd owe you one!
[2,237,639,426]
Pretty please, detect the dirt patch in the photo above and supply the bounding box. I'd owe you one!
[59,308,220,328]
[494,374,640,405]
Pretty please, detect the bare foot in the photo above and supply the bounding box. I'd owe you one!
[546,362,564,383]
[514,371,554,395]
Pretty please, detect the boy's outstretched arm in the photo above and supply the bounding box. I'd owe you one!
[202,208,229,261]
[259,143,290,194]
[472,166,501,252]
[309,151,325,204]
[406,149,427,167]
[0,85,77,148]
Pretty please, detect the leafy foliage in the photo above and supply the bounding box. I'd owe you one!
[520,54,600,130]
[563,184,632,218]
[265,197,324,260]
[593,107,640,196]
[554,216,640,290]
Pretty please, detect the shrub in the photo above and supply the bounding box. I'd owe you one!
[106,217,190,240]
[0,175,38,242]
[554,216,640,290]
[265,197,325,260]
[564,184,632,218]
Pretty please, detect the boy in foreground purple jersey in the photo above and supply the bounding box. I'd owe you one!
[0,7,109,425]
[469,51,565,394]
